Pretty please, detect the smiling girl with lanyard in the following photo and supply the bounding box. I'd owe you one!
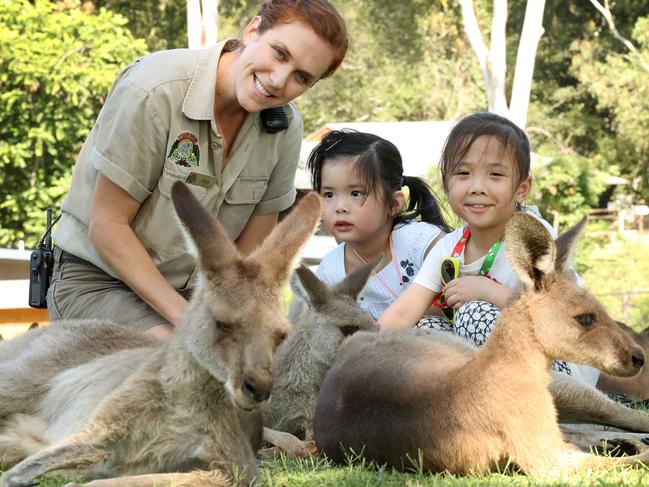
[379,112,599,387]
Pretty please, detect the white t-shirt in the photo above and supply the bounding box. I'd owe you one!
[316,221,444,320]
[414,208,556,293]
[413,207,599,387]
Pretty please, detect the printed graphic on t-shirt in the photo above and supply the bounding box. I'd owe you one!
[400,259,415,285]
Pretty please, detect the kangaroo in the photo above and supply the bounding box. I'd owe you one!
[314,213,649,477]
[0,182,322,487]
[262,263,378,456]
[597,323,649,401]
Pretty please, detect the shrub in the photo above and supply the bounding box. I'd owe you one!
[0,0,147,247]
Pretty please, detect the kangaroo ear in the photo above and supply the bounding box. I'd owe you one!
[171,181,239,277]
[295,265,331,309]
[554,217,586,273]
[640,326,649,341]
[335,256,380,300]
[505,213,556,290]
[252,192,322,285]
[289,271,307,301]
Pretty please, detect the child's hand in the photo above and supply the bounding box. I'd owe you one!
[444,277,512,310]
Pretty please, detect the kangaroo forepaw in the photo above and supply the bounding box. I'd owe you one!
[593,438,649,457]
[303,440,319,457]
[258,440,318,459]
[0,472,39,487]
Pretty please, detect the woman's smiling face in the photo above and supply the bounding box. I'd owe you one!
[232,17,336,112]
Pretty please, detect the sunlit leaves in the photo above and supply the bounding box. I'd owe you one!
[0,0,148,247]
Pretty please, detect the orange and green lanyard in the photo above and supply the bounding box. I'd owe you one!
[450,226,502,277]
[433,227,502,307]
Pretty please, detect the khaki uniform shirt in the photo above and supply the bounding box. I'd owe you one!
[54,40,303,289]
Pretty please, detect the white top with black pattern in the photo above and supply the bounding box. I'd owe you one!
[316,220,444,320]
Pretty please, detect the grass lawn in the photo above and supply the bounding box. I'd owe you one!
[5,455,649,486]
[258,454,649,486]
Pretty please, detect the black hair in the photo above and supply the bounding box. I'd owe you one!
[307,129,451,232]
[440,112,531,194]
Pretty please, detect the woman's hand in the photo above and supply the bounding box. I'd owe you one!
[444,276,513,310]
[89,174,188,327]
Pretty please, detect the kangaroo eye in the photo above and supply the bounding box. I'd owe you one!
[574,314,595,327]
[340,325,360,336]
[215,320,232,333]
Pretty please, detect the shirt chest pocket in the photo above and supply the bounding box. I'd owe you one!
[133,167,208,260]
[158,166,207,199]
[224,177,268,204]
[217,176,269,241]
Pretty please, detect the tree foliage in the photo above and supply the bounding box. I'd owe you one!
[526,1,649,208]
[296,0,485,132]
[0,0,147,247]
[87,0,187,51]
[530,155,608,228]
[1,0,648,246]
[571,15,649,200]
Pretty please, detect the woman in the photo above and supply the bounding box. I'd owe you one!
[48,0,348,336]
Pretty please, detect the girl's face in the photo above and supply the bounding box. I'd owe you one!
[320,158,402,245]
[445,135,530,236]
[232,17,336,112]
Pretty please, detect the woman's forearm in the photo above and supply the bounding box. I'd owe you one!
[89,174,188,327]
[90,222,188,326]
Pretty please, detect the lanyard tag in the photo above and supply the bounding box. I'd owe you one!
[185,171,217,189]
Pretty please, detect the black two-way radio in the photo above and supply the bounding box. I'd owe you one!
[260,105,289,133]
[28,208,60,308]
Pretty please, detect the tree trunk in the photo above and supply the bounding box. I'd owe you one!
[459,0,548,129]
[510,0,546,129]
[202,0,218,47]
[187,0,218,49]
[488,0,509,116]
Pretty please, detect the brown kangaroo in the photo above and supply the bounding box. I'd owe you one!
[314,213,649,477]
[0,182,321,487]
[597,323,649,401]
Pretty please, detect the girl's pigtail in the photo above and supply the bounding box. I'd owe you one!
[397,176,452,233]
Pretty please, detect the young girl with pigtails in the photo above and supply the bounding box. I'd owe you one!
[307,129,451,321]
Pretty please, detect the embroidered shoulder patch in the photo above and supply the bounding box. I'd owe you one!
[168,132,200,167]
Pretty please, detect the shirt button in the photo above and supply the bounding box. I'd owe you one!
[211,142,221,149]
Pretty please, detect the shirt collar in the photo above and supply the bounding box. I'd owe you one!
[182,39,260,132]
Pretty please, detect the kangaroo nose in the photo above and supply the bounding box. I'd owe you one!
[242,376,271,403]
[632,352,645,370]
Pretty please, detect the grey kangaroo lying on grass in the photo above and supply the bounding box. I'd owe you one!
[315,213,649,477]
[0,182,322,487]
[262,263,378,456]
